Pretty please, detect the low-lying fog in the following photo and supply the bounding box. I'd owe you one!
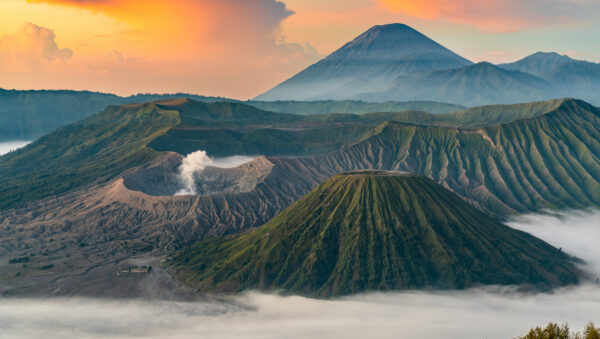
[210,155,256,168]
[0,141,30,156]
[1,210,599,339]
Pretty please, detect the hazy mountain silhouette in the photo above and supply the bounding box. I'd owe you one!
[256,24,472,101]
[257,25,600,106]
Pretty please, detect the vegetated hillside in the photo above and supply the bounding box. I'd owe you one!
[306,99,567,128]
[0,89,224,141]
[0,88,467,142]
[248,100,464,115]
[256,23,472,101]
[145,100,380,156]
[365,62,555,106]
[0,102,181,210]
[291,98,600,216]
[0,98,404,210]
[2,97,598,213]
[170,172,580,298]
[149,99,570,157]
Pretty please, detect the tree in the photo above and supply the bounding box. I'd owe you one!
[515,322,599,339]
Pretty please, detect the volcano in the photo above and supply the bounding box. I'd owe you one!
[171,171,580,297]
[255,23,472,101]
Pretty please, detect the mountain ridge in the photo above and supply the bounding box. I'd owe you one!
[2,97,598,213]
[363,62,555,106]
[0,88,463,141]
[256,24,599,106]
[499,52,574,78]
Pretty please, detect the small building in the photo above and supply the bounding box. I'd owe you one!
[116,265,152,276]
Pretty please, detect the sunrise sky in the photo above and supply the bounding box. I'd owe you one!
[1,0,600,99]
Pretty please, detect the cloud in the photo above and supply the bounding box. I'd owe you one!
[376,0,600,32]
[0,23,73,70]
[507,209,600,279]
[18,0,319,98]
[0,141,30,156]
[1,286,599,339]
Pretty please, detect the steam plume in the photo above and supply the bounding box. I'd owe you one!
[175,150,212,195]
[174,151,256,195]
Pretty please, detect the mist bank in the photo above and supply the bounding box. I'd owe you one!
[1,285,599,339]
[0,211,598,339]
[0,141,29,156]
[507,209,600,279]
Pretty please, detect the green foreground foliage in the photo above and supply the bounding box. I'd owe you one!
[516,322,600,339]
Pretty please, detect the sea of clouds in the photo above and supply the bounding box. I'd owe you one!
[0,141,30,156]
[1,206,599,339]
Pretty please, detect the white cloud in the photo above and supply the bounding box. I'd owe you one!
[0,23,73,70]
[377,0,600,32]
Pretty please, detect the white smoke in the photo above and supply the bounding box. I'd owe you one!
[175,151,256,196]
[175,150,213,196]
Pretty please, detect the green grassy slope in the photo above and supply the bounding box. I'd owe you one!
[304,98,566,127]
[0,89,223,141]
[247,100,464,115]
[149,99,572,157]
[1,97,598,215]
[147,100,375,156]
[0,88,462,141]
[310,99,600,215]
[170,172,579,297]
[0,102,180,210]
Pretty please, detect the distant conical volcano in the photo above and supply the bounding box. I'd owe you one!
[255,23,472,101]
[170,171,580,298]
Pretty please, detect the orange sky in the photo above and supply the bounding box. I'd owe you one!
[1,0,599,98]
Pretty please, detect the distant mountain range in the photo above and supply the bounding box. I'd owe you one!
[256,24,472,102]
[0,88,462,141]
[257,24,600,106]
[170,172,580,297]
